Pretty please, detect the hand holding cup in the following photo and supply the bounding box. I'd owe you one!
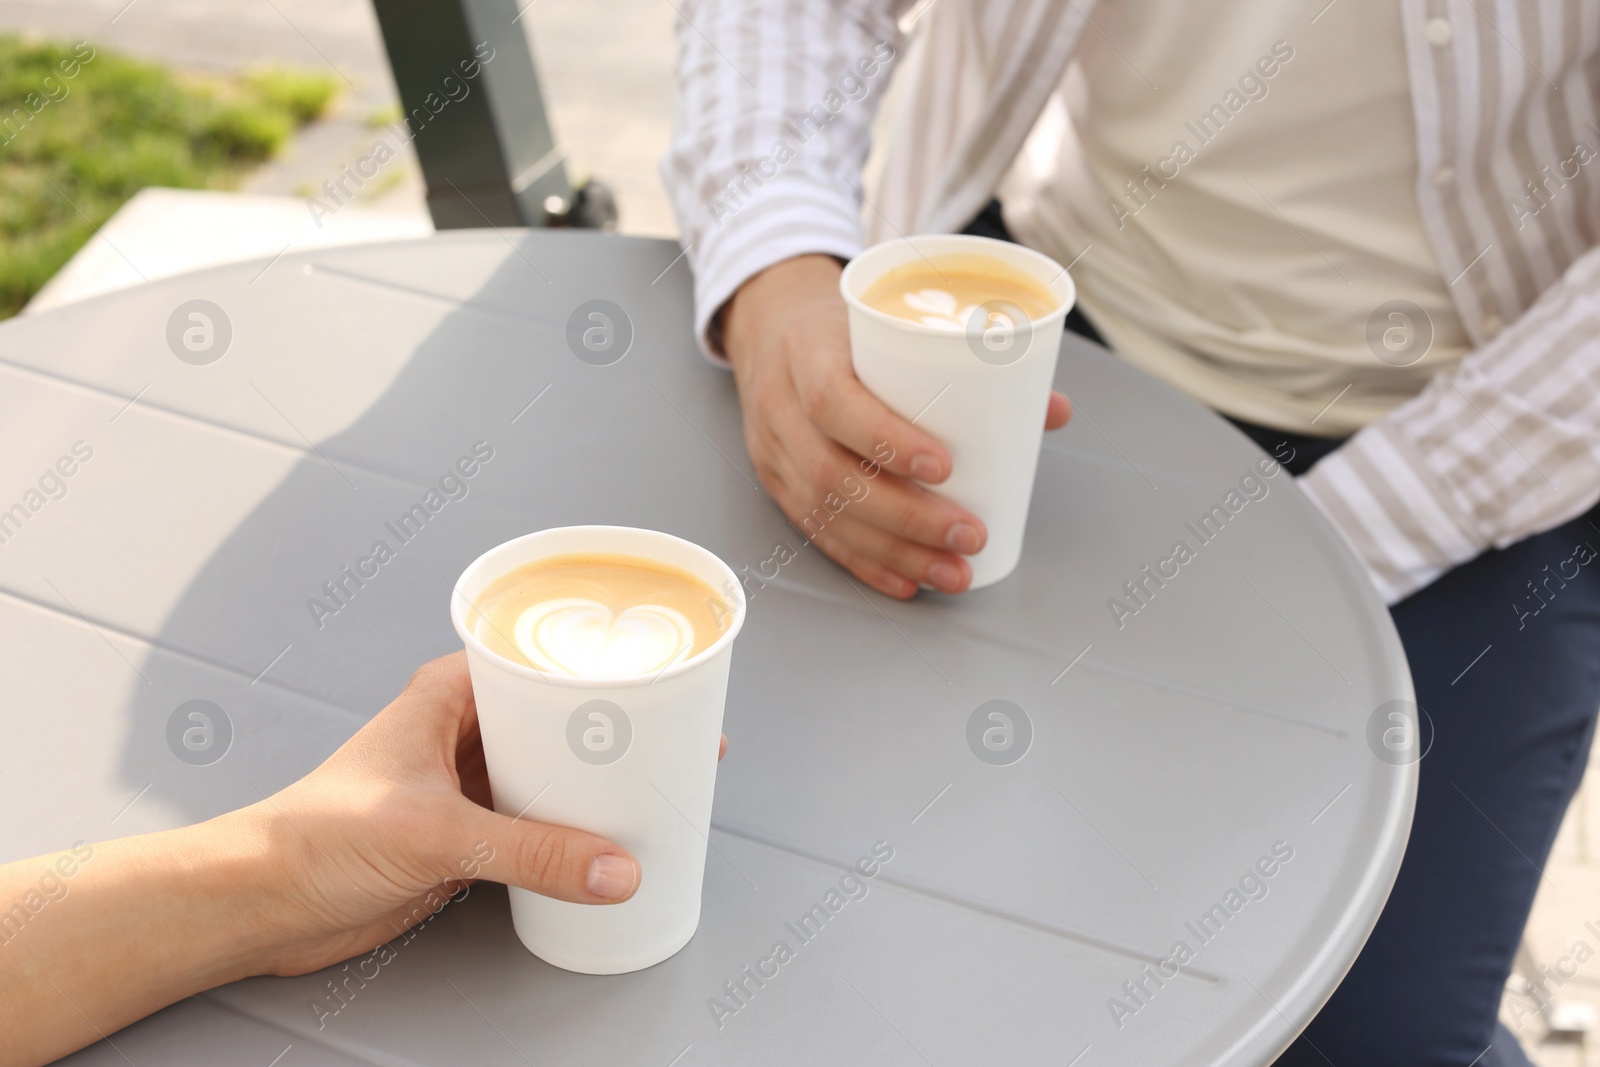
[722,254,1071,598]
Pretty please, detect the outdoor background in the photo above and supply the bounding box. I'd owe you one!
[0,0,677,319]
[1,1,1597,1063]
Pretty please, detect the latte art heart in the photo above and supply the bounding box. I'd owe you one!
[513,597,695,678]
[901,287,957,316]
[900,287,982,331]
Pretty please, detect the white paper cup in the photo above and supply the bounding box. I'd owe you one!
[450,525,746,974]
[841,235,1076,588]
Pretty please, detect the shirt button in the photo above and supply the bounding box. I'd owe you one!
[1426,17,1453,45]
[1433,164,1456,186]
[1482,314,1504,337]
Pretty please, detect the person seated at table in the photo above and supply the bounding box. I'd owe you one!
[663,3,1600,1065]
[0,652,702,1067]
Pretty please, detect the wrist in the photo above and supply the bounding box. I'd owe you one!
[722,254,845,372]
[175,803,305,983]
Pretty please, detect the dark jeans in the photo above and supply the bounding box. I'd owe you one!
[966,200,1600,1065]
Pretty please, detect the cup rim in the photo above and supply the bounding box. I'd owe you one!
[839,233,1078,339]
[450,525,747,689]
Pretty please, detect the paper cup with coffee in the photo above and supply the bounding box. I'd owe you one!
[841,235,1076,588]
[450,525,745,974]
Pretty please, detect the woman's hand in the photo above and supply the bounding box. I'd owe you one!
[247,650,653,977]
[722,254,1071,598]
[0,652,726,1067]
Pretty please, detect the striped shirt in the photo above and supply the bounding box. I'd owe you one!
[661,0,1600,604]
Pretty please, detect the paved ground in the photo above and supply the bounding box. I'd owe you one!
[4,2,1600,1063]
[0,0,679,234]
[1499,747,1600,1065]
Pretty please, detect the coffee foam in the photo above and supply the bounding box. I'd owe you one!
[860,253,1058,331]
[471,553,728,679]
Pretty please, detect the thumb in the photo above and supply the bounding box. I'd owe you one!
[450,796,641,904]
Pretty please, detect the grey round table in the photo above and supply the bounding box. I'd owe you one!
[0,231,1415,1066]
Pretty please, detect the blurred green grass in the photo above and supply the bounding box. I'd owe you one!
[0,37,338,319]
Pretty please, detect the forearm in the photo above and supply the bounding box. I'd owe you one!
[0,807,283,1067]
[1300,248,1600,603]
[0,654,646,1066]
[662,0,905,357]
[722,254,845,362]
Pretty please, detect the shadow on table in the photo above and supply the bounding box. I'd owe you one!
[115,232,775,821]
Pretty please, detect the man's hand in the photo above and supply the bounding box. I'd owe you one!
[723,254,1071,598]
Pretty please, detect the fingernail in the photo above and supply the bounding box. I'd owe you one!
[910,453,942,482]
[945,522,981,553]
[586,854,639,901]
[928,561,964,592]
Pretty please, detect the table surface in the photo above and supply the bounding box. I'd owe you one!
[0,231,1415,1067]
